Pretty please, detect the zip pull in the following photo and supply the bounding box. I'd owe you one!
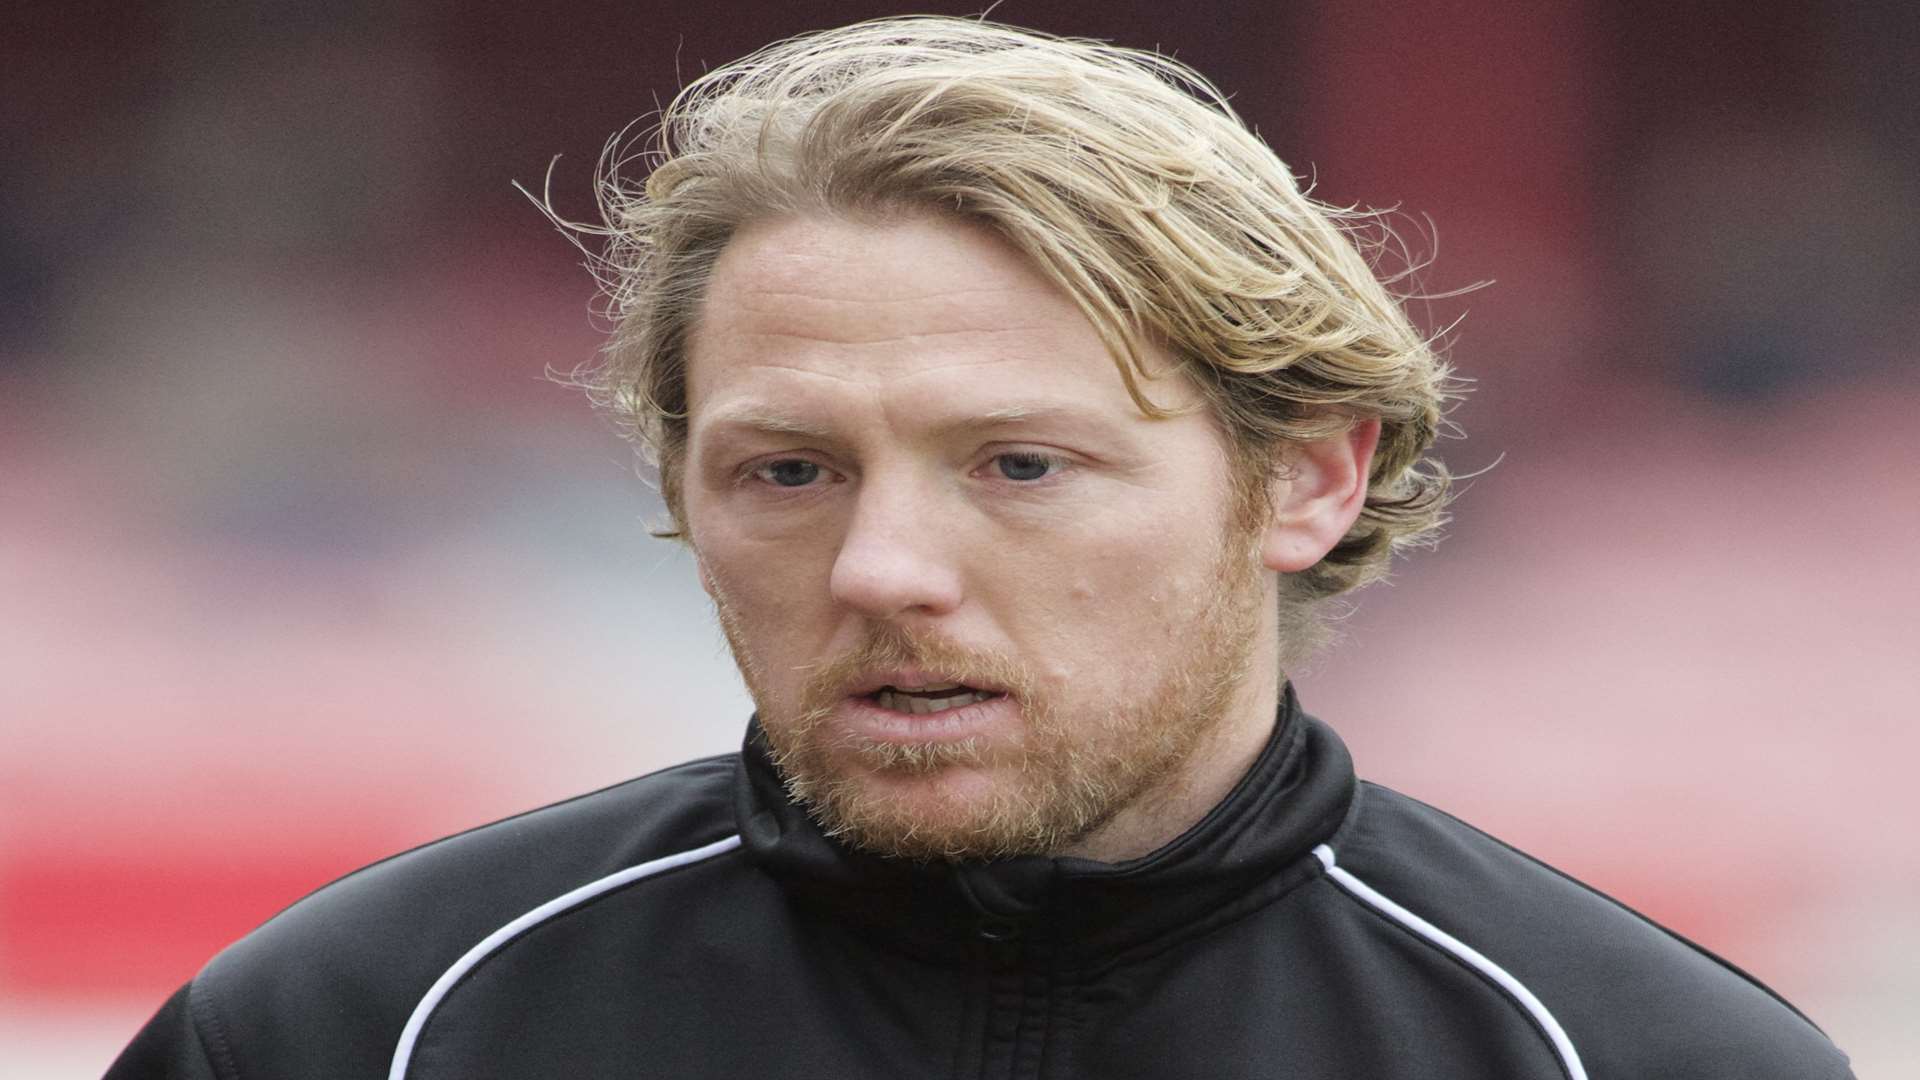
[954,865,1038,946]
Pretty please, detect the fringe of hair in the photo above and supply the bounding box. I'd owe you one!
[538,15,1462,600]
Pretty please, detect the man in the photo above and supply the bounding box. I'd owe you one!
[110,17,1851,1079]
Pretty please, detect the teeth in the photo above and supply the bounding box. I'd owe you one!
[874,688,995,714]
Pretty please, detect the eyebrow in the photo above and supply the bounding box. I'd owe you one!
[697,401,1123,443]
[968,403,1081,426]
[697,405,839,441]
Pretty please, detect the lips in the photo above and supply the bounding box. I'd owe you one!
[840,668,1009,718]
[829,668,1020,747]
[872,687,999,714]
[846,668,1007,698]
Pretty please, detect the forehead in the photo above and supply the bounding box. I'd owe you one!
[683,214,1200,427]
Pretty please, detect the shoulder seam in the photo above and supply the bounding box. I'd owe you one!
[1313,843,1587,1080]
[386,833,743,1080]
[186,975,244,1080]
[1361,782,1831,1038]
[250,754,740,934]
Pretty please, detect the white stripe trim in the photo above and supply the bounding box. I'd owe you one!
[388,833,743,1080]
[1312,843,1588,1080]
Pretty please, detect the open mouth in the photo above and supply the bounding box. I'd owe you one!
[864,682,1003,715]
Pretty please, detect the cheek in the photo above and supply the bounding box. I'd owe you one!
[1015,531,1217,689]
[1069,522,1219,613]
[695,530,838,647]
[706,554,815,622]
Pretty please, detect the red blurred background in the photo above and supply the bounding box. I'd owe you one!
[4,1,1916,1073]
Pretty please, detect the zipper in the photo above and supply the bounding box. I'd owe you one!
[955,868,1047,1076]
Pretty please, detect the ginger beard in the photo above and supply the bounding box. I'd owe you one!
[709,514,1267,862]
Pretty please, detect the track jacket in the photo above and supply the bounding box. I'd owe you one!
[108,689,1852,1078]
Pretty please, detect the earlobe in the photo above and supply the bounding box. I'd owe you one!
[1260,419,1381,574]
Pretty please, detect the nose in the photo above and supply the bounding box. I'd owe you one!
[828,476,965,621]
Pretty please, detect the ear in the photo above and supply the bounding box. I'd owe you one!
[1261,419,1381,574]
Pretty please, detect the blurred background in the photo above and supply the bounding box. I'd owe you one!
[4,0,1916,1074]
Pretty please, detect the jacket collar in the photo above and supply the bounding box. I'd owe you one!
[733,684,1355,962]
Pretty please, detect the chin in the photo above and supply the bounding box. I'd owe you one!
[796,756,1105,862]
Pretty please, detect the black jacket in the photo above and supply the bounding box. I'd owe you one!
[108,690,1852,1078]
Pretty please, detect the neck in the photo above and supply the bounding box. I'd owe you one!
[1059,655,1282,863]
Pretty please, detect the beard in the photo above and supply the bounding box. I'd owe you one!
[710,529,1264,863]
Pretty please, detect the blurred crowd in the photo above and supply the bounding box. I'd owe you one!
[3,1,1915,1073]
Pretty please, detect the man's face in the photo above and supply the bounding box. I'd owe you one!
[681,214,1276,861]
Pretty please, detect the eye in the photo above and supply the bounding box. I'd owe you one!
[993,452,1059,482]
[755,459,823,488]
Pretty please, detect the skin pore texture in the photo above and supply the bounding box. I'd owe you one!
[681,213,1377,863]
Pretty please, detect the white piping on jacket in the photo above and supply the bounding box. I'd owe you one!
[388,833,743,1080]
[1312,843,1589,1080]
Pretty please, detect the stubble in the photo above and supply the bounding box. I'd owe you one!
[709,527,1263,862]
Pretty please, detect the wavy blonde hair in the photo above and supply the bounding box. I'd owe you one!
[555,15,1457,603]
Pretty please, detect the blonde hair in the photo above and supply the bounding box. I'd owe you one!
[556,15,1457,601]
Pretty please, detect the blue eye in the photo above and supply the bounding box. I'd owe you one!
[759,460,821,487]
[995,452,1055,481]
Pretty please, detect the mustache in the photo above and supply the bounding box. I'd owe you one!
[796,623,1035,715]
